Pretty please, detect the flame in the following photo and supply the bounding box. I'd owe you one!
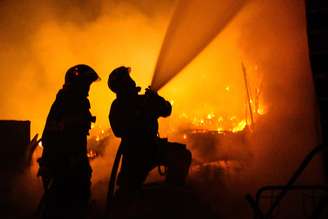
[257,106,266,115]
[232,120,247,133]
[217,127,224,133]
[5,5,269,140]
[173,103,265,134]
[6,0,267,168]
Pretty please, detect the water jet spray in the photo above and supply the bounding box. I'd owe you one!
[150,0,248,91]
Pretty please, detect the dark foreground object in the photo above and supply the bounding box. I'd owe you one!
[108,183,217,219]
[0,120,31,218]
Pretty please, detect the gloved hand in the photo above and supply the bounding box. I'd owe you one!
[145,86,159,98]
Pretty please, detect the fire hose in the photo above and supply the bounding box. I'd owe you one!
[105,137,168,215]
[106,142,124,215]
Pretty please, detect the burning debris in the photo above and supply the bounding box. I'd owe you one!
[87,127,114,160]
[85,92,266,167]
[0,1,321,219]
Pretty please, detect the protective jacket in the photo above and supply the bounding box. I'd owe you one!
[38,87,93,219]
[40,88,93,176]
[109,93,171,153]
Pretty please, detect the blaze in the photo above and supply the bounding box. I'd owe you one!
[1,1,320,190]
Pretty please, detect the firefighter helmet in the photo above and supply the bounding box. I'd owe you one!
[107,66,131,93]
[65,64,100,86]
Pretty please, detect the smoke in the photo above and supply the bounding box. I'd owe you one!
[151,0,247,91]
[0,0,175,135]
[0,0,175,217]
[0,0,325,218]
[235,0,323,183]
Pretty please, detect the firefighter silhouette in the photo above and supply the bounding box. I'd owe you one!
[107,66,192,201]
[37,64,99,219]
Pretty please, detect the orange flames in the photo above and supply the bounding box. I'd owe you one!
[0,0,269,141]
[9,0,269,174]
[160,82,267,137]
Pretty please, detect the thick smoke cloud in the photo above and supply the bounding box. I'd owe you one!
[235,0,322,183]
[0,0,175,135]
[0,1,176,217]
[0,1,325,218]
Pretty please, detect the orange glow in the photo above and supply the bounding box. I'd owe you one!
[232,120,247,133]
[257,106,266,115]
[3,1,320,188]
[0,1,269,140]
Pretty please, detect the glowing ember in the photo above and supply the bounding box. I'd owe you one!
[87,149,97,160]
[177,109,264,134]
[207,113,215,119]
[231,120,247,133]
[217,127,224,133]
[257,106,266,115]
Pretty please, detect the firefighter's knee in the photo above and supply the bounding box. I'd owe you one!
[181,148,192,171]
[176,145,192,169]
[185,148,192,166]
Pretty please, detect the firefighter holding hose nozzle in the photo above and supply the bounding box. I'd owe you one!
[107,66,192,207]
[37,64,99,219]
